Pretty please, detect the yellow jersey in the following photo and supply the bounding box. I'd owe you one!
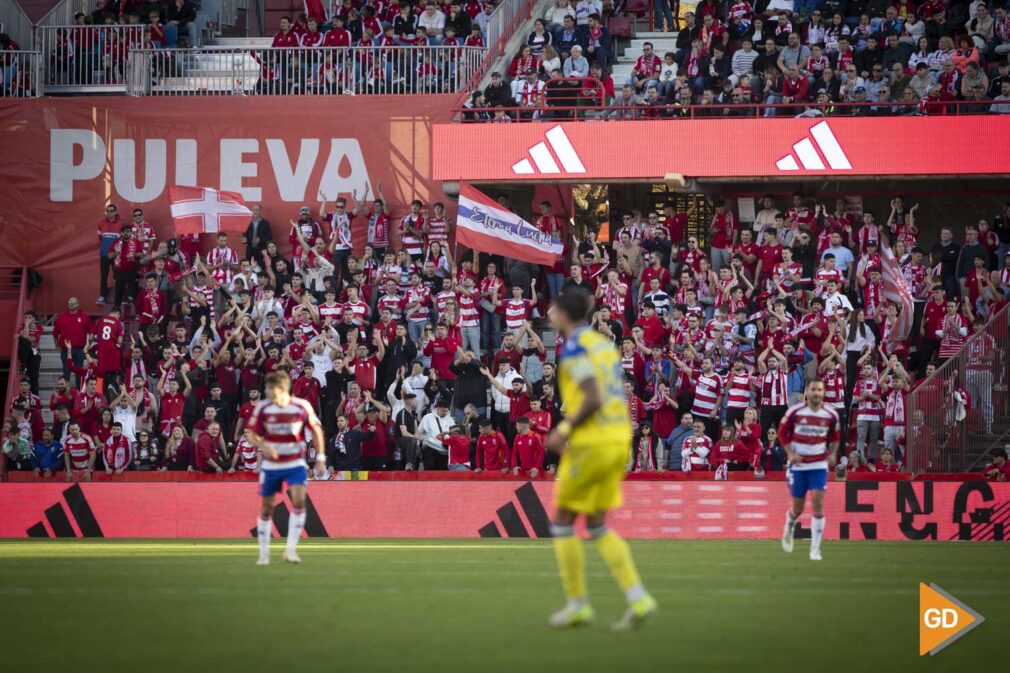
[557,325,632,449]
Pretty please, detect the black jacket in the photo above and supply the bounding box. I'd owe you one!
[243,218,273,260]
[449,359,487,408]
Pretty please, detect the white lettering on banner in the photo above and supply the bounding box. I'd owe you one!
[50,129,104,201]
[267,139,319,202]
[175,139,198,187]
[317,139,374,202]
[220,139,261,202]
[113,139,167,202]
[48,131,374,204]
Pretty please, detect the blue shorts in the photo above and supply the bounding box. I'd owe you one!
[259,466,308,497]
[787,467,828,499]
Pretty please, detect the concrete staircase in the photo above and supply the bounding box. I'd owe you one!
[37,325,64,427]
[611,31,679,86]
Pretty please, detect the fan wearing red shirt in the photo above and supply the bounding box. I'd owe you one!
[475,419,509,472]
[292,363,322,412]
[348,341,384,392]
[633,304,669,348]
[440,425,472,470]
[983,448,1010,481]
[510,417,544,476]
[135,273,167,330]
[423,324,460,380]
[195,422,226,473]
[272,16,300,47]
[110,225,142,307]
[708,198,737,272]
[103,422,133,475]
[93,308,125,384]
[299,17,324,46]
[755,238,784,286]
[322,15,352,46]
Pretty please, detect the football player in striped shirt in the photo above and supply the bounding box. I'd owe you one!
[247,371,325,565]
[778,379,841,561]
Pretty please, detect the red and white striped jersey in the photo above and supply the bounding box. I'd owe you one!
[457,289,479,328]
[368,212,390,248]
[207,246,239,285]
[599,282,627,316]
[64,434,94,469]
[189,284,216,319]
[938,313,970,358]
[426,216,449,245]
[318,301,343,323]
[813,268,843,296]
[777,403,840,471]
[883,388,906,428]
[435,289,457,314]
[691,371,723,418]
[758,369,788,406]
[343,300,370,325]
[504,298,532,330]
[399,213,426,257]
[967,332,996,370]
[901,262,928,299]
[853,378,882,421]
[247,398,322,470]
[377,292,405,320]
[405,285,432,322]
[235,438,259,470]
[682,434,712,470]
[723,371,753,409]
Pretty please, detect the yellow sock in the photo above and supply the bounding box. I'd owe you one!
[594,530,642,594]
[552,532,586,601]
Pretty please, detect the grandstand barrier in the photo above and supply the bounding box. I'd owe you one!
[457,0,536,104]
[907,304,1010,473]
[432,116,1010,181]
[123,45,486,96]
[37,24,145,94]
[0,50,42,97]
[0,480,1006,540]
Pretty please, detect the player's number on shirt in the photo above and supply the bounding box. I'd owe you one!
[101,325,112,341]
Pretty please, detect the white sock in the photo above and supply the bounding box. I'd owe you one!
[257,516,271,557]
[785,509,798,529]
[287,508,306,552]
[626,584,647,604]
[567,597,587,611]
[811,515,825,548]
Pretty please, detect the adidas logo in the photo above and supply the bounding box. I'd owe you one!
[478,482,552,538]
[775,121,852,172]
[26,484,104,538]
[511,125,587,176]
[248,491,329,539]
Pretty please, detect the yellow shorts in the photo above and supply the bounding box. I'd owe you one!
[553,442,627,514]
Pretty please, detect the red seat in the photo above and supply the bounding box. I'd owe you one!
[608,16,632,38]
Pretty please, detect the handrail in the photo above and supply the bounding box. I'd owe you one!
[0,50,43,98]
[907,302,1010,473]
[453,98,1005,121]
[1,265,30,483]
[455,0,538,112]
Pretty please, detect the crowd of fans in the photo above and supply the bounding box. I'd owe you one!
[463,0,1010,119]
[4,190,1010,481]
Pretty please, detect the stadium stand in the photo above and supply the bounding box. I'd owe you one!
[2,0,1010,485]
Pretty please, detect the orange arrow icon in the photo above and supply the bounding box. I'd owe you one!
[919,583,985,656]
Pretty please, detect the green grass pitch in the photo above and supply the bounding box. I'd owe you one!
[0,539,1002,673]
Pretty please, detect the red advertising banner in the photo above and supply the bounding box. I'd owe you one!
[2,481,1007,541]
[432,117,1010,182]
[0,96,454,313]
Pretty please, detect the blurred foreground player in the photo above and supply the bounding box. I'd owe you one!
[545,290,657,631]
[246,371,325,565]
[778,379,841,561]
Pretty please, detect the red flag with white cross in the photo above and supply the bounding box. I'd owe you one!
[169,186,252,235]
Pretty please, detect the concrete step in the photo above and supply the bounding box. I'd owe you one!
[620,45,679,63]
[202,36,273,47]
[626,36,680,51]
[633,31,681,39]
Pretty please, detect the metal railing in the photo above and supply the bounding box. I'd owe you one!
[456,0,537,110]
[0,0,33,50]
[36,0,96,28]
[38,24,145,91]
[0,50,42,97]
[1,266,30,483]
[907,304,1010,473]
[454,99,1010,121]
[124,45,486,95]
